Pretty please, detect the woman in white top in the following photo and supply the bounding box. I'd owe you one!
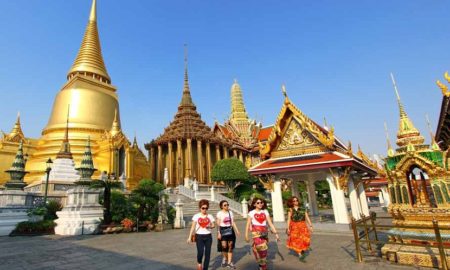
[187,199,215,270]
[245,197,279,270]
[216,200,240,269]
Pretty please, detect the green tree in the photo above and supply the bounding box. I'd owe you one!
[90,172,123,224]
[130,179,165,221]
[110,190,134,223]
[211,158,250,190]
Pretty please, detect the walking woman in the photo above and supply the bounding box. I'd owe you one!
[286,196,313,261]
[187,199,215,270]
[216,200,240,269]
[245,198,280,270]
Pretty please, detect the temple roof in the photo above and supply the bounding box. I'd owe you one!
[435,74,450,150]
[152,58,225,145]
[67,0,111,83]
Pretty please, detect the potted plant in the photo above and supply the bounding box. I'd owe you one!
[27,206,47,222]
[121,218,134,232]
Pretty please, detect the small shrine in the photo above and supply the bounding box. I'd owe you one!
[381,74,450,268]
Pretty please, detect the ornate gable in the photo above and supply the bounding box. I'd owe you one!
[273,116,327,157]
[259,86,335,158]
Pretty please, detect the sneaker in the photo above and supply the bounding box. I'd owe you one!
[227,262,236,269]
[221,258,227,267]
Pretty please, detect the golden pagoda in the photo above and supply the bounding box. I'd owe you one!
[213,80,262,168]
[145,53,239,186]
[381,74,450,268]
[0,0,149,189]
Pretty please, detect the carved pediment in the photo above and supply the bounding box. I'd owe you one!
[273,117,326,157]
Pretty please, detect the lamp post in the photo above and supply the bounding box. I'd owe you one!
[43,157,53,205]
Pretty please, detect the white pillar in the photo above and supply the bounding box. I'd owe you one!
[380,187,390,207]
[291,179,299,198]
[357,183,370,216]
[174,199,185,229]
[241,198,248,218]
[271,178,285,222]
[348,178,361,219]
[306,180,319,216]
[210,186,215,202]
[326,174,350,224]
[378,191,385,205]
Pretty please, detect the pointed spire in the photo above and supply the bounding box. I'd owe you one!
[180,44,195,107]
[384,122,395,157]
[426,114,440,150]
[76,137,97,181]
[230,78,249,124]
[133,132,138,147]
[4,141,28,189]
[389,73,424,147]
[56,105,73,159]
[111,108,121,136]
[7,112,25,141]
[67,0,110,83]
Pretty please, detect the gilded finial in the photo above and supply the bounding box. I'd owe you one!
[384,122,395,157]
[111,108,121,136]
[437,80,450,97]
[89,0,97,22]
[426,114,440,150]
[323,117,328,129]
[180,44,195,107]
[390,73,407,118]
[56,105,73,159]
[281,84,288,98]
[445,71,450,84]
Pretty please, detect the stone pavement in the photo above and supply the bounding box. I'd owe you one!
[0,220,426,270]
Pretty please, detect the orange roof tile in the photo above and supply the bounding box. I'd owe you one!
[258,126,273,141]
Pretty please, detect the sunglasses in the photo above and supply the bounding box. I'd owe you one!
[293,200,298,202]
[201,207,208,210]
[223,204,229,207]
[256,201,264,205]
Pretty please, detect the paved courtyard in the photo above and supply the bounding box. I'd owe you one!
[0,221,426,270]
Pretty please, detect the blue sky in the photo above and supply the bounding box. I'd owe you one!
[0,0,448,158]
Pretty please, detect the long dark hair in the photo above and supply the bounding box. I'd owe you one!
[219,200,228,209]
[287,196,300,208]
[250,197,267,211]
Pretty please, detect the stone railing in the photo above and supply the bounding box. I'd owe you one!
[178,185,196,200]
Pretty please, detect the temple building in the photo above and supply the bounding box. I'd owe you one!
[145,57,246,186]
[381,75,450,268]
[0,0,149,189]
[213,80,263,168]
[249,86,378,224]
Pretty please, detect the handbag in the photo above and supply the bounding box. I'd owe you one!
[220,211,234,237]
[191,220,201,242]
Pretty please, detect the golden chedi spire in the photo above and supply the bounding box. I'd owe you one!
[180,44,195,107]
[67,0,110,84]
[110,108,121,136]
[384,122,395,157]
[425,114,441,151]
[390,73,424,147]
[230,79,250,124]
[6,112,25,142]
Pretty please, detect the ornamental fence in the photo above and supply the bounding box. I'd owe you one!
[351,212,449,270]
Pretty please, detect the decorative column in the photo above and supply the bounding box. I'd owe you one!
[271,176,285,222]
[348,177,362,219]
[168,142,174,186]
[380,186,390,207]
[206,142,212,183]
[215,144,221,162]
[241,198,248,218]
[176,140,182,186]
[233,149,238,157]
[223,146,229,159]
[239,151,244,163]
[357,182,370,216]
[150,146,156,180]
[186,139,193,178]
[174,199,185,229]
[291,179,300,198]
[157,145,163,183]
[197,140,204,183]
[306,180,319,216]
[326,174,350,224]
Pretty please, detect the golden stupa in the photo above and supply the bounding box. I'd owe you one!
[0,0,149,189]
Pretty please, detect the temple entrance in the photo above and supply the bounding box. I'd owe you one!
[118,146,126,177]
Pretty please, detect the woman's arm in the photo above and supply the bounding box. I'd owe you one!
[231,214,240,236]
[209,216,215,229]
[305,212,313,232]
[286,208,292,235]
[216,215,222,239]
[245,216,251,242]
[266,214,280,241]
[187,221,196,243]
